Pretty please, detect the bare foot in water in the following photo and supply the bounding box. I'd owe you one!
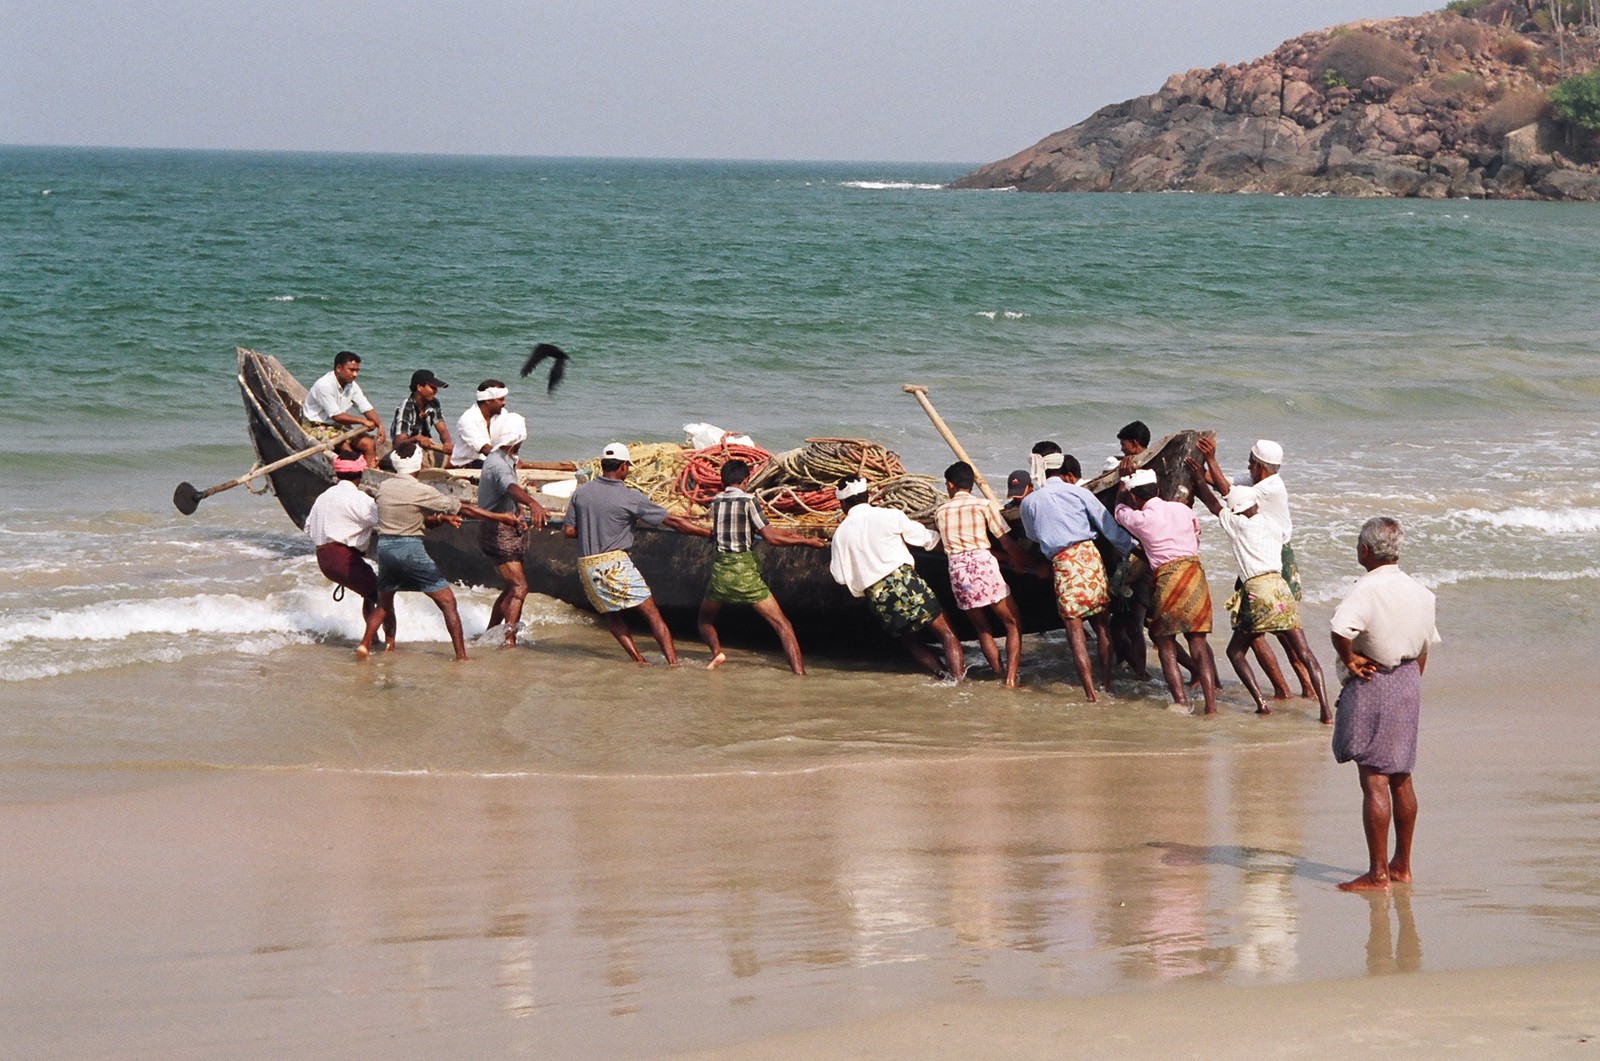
[354,646,370,661]
[1337,872,1391,892]
[385,642,397,653]
[1388,860,1412,883]
[1256,703,1273,715]
[706,652,727,670]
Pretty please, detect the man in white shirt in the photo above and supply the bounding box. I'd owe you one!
[300,351,386,468]
[1329,516,1440,892]
[450,379,509,468]
[304,455,394,656]
[828,477,964,680]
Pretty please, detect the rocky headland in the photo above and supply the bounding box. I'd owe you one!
[953,4,1600,199]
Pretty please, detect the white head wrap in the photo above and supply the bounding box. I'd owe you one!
[1226,484,1259,513]
[835,478,869,503]
[490,412,527,449]
[476,385,509,402]
[1028,450,1065,485]
[390,446,425,477]
[1124,468,1158,490]
[1102,455,1120,472]
[1251,439,1284,467]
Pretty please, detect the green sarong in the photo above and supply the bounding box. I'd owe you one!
[706,551,772,605]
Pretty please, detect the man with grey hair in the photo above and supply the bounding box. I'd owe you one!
[1329,516,1440,892]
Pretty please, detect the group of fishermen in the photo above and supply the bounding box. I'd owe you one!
[301,351,1441,891]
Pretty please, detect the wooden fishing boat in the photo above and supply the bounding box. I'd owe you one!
[236,348,1208,650]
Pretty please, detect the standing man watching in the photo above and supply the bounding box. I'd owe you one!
[565,443,712,665]
[450,379,508,468]
[828,477,966,680]
[698,459,827,674]
[1019,443,1134,702]
[476,413,548,647]
[305,453,394,655]
[362,446,521,662]
[301,351,386,468]
[391,369,453,466]
[1329,516,1440,892]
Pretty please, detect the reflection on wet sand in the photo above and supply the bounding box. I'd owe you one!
[1363,889,1424,976]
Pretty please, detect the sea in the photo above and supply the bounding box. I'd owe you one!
[3,146,1600,1052]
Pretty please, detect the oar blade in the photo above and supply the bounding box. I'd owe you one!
[173,482,203,515]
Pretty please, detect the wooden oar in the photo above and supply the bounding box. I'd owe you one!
[901,384,999,504]
[172,425,368,515]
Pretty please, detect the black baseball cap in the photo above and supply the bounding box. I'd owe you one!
[410,369,448,389]
[1006,469,1032,497]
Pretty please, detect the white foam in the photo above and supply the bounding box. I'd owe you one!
[840,180,945,191]
[1456,506,1600,535]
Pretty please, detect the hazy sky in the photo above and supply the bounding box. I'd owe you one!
[3,0,1439,162]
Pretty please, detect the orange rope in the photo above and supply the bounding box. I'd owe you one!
[675,438,772,503]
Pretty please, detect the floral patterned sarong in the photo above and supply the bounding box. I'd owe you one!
[1149,555,1213,637]
[946,550,1009,612]
[578,549,653,613]
[863,565,942,637]
[1050,539,1110,620]
[1229,571,1300,633]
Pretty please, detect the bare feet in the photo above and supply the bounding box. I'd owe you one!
[1255,702,1273,715]
[354,645,370,661]
[706,652,727,670]
[1388,860,1412,883]
[1003,677,1020,689]
[384,642,397,653]
[1337,872,1391,892]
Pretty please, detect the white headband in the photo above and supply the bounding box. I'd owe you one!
[1028,451,1065,485]
[476,386,508,402]
[1124,469,1158,490]
[835,478,869,502]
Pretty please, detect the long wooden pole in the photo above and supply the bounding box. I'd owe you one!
[901,384,999,504]
[172,424,369,515]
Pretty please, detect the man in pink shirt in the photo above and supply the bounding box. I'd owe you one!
[1114,469,1217,714]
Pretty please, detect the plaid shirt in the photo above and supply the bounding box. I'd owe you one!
[934,490,1008,554]
[709,487,768,553]
[391,396,444,442]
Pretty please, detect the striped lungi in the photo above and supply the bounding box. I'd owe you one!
[1229,572,1301,634]
[1149,555,1213,637]
[1051,539,1110,620]
[946,549,1009,612]
[1332,659,1421,774]
[578,549,653,613]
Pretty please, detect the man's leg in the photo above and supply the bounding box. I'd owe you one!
[992,596,1022,688]
[963,606,1003,679]
[697,598,727,668]
[1154,634,1187,705]
[1250,634,1294,699]
[600,610,648,664]
[1062,616,1098,702]
[356,592,393,660]
[635,597,679,666]
[490,560,529,646]
[1389,773,1417,883]
[1338,764,1394,891]
[1089,612,1116,695]
[1227,629,1268,712]
[424,586,470,661]
[929,614,965,680]
[750,595,805,675]
[1187,632,1217,715]
[1278,628,1332,723]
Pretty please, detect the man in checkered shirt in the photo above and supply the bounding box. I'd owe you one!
[698,459,827,674]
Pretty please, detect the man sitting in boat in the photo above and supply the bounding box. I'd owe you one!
[449,380,508,468]
[564,443,713,665]
[391,369,453,467]
[300,350,386,469]
[828,477,966,681]
[697,458,827,675]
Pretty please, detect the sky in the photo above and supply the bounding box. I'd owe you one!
[2,0,1441,163]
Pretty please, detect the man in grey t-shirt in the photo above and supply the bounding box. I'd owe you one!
[475,414,547,647]
[564,443,711,665]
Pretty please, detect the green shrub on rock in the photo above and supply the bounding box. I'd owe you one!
[1314,31,1422,89]
[1550,70,1600,131]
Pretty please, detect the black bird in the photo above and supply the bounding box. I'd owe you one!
[520,343,570,393]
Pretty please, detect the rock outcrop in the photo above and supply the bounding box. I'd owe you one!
[953,10,1600,199]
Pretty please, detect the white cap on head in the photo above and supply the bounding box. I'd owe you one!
[835,478,869,502]
[476,385,509,402]
[1251,439,1284,466]
[601,442,631,462]
[1103,455,1121,472]
[390,446,425,477]
[1226,484,1259,513]
[490,412,527,449]
[1124,468,1158,490]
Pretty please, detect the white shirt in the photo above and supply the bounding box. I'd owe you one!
[301,371,373,424]
[304,480,378,550]
[1216,508,1283,581]
[1330,564,1440,669]
[451,405,495,466]
[1243,470,1291,544]
[828,504,939,597]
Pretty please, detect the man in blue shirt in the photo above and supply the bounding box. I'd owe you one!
[1020,443,1134,702]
